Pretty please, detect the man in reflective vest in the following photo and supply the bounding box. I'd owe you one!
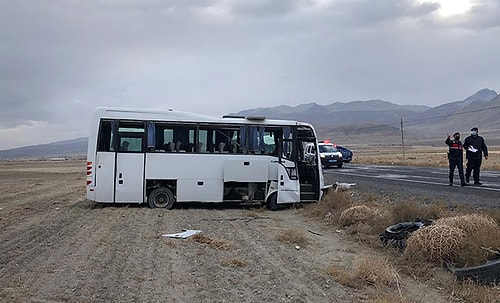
[445,132,467,186]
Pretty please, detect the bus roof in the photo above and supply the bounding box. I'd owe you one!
[93,107,314,127]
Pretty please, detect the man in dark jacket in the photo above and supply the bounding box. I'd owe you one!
[463,127,488,185]
[445,132,467,186]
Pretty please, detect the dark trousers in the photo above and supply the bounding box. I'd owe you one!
[449,157,465,184]
[466,158,482,183]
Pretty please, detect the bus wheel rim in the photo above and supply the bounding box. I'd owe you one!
[155,194,169,207]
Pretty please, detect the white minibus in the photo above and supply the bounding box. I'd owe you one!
[86,107,325,210]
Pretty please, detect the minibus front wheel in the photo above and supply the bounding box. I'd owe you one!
[267,193,278,211]
[148,187,175,209]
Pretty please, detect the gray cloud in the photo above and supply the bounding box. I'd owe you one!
[0,0,499,148]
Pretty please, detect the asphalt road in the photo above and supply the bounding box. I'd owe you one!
[323,163,500,209]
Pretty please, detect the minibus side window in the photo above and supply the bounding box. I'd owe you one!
[118,121,145,153]
[97,120,115,152]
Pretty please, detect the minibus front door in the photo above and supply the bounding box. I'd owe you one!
[277,163,300,203]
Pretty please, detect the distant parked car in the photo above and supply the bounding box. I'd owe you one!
[304,142,343,168]
[335,145,353,163]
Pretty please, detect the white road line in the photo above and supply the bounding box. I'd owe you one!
[333,171,500,192]
[349,165,500,177]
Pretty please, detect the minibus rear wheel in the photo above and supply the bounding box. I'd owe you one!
[148,187,175,209]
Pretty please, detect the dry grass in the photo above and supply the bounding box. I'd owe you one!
[307,146,500,303]
[435,214,499,237]
[326,265,359,288]
[308,191,390,246]
[220,258,248,267]
[352,145,500,170]
[327,256,400,289]
[243,208,266,216]
[306,165,500,302]
[395,259,448,281]
[388,200,448,223]
[404,224,466,263]
[436,214,500,267]
[402,214,500,267]
[367,293,412,303]
[484,208,500,225]
[453,280,500,303]
[339,205,377,226]
[276,229,309,247]
[352,256,401,288]
[307,190,353,225]
[191,233,232,250]
[338,197,451,247]
[328,268,412,303]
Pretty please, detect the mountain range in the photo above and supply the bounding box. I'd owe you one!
[233,88,500,145]
[1,88,498,159]
[0,137,88,160]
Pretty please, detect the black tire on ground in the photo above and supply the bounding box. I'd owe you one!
[337,162,343,168]
[267,193,278,211]
[379,221,424,249]
[448,259,500,284]
[148,187,175,209]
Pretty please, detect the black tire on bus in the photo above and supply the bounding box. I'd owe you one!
[148,187,175,209]
[267,193,278,211]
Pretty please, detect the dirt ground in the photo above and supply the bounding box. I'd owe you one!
[0,160,464,303]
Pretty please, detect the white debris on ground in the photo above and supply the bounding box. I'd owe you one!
[334,182,357,192]
[162,230,202,239]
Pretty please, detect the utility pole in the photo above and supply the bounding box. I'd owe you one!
[400,118,405,163]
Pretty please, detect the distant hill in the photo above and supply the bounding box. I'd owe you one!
[236,100,429,127]
[1,88,498,159]
[0,137,87,160]
[232,88,500,145]
[405,89,500,131]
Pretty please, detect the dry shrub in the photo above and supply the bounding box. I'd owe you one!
[276,229,309,247]
[404,225,465,263]
[345,222,374,235]
[396,257,441,280]
[455,279,500,303]
[221,258,248,267]
[484,208,500,225]
[353,256,399,287]
[435,214,499,237]
[405,214,500,266]
[306,190,353,223]
[340,204,391,246]
[367,293,412,303]
[191,233,232,250]
[243,209,265,217]
[358,192,386,205]
[389,200,447,223]
[339,205,376,226]
[327,259,401,290]
[352,256,400,288]
[163,240,178,249]
[345,222,392,248]
[326,265,359,288]
[435,214,500,266]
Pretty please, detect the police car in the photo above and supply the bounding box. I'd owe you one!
[304,141,343,168]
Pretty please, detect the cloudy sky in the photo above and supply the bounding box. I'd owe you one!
[1,0,499,149]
